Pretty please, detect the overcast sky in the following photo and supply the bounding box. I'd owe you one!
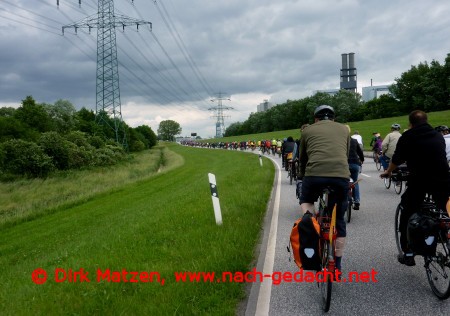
[1,0,449,138]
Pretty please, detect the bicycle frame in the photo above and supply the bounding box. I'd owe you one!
[316,188,337,312]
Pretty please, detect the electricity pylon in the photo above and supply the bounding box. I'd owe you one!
[59,0,151,147]
[209,93,233,138]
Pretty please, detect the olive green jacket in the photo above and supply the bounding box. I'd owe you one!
[299,120,350,179]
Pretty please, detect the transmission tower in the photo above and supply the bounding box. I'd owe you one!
[59,0,152,148]
[209,93,233,138]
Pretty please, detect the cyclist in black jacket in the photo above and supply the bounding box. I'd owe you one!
[348,136,364,210]
[380,110,450,266]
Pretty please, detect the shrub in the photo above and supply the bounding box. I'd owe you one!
[93,147,116,166]
[66,143,95,169]
[39,132,71,170]
[130,140,146,152]
[65,131,92,148]
[0,139,54,177]
[88,135,105,149]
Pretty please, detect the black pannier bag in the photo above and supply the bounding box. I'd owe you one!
[407,212,439,256]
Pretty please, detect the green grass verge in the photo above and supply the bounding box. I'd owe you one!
[0,143,275,315]
[202,109,450,151]
[0,145,182,229]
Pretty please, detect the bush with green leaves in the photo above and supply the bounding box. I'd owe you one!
[0,139,54,177]
[130,140,146,152]
[65,131,92,148]
[39,132,71,170]
[88,135,105,149]
[66,142,95,169]
[94,147,117,166]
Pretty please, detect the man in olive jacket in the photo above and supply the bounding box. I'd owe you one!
[298,105,350,272]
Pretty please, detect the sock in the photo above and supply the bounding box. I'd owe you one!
[335,256,342,270]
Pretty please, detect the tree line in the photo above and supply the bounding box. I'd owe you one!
[225,53,450,137]
[0,96,157,178]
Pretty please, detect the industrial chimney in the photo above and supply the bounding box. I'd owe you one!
[340,53,357,92]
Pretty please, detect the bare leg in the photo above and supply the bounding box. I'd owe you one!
[301,202,315,215]
[335,237,346,257]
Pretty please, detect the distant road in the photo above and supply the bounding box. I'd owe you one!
[244,151,449,315]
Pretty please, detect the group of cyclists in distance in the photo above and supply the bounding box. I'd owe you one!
[181,105,450,303]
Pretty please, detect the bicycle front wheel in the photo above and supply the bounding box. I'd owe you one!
[394,204,402,255]
[320,240,333,312]
[425,241,450,299]
[346,199,352,223]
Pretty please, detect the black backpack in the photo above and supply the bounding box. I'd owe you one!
[407,213,439,256]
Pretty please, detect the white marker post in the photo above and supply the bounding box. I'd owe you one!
[208,173,223,225]
[259,154,263,167]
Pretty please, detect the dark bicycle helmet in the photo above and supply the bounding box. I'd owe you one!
[314,105,335,120]
[435,125,449,133]
[391,123,401,130]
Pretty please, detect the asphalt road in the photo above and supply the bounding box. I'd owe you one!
[244,151,450,315]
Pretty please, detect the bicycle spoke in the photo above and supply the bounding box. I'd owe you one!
[426,241,450,299]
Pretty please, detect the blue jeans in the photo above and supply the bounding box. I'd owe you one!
[379,155,390,170]
[348,164,361,203]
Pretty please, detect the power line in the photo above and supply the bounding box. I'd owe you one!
[156,0,215,96]
[0,13,62,36]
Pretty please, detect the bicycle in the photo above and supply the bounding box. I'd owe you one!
[384,164,408,195]
[316,188,338,312]
[286,154,295,185]
[372,150,382,171]
[391,165,408,195]
[394,195,450,299]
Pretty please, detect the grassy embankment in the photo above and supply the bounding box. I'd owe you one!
[0,143,274,315]
[201,109,450,151]
[0,144,181,228]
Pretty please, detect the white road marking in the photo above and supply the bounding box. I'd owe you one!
[255,156,281,315]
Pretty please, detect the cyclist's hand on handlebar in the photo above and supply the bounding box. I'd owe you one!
[380,171,391,179]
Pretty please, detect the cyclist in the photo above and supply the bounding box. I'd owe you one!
[282,136,296,170]
[436,125,450,161]
[347,126,364,210]
[372,135,382,155]
[259,140,265,153]
[380,124,402,170]
[380,110,450,266]
[351,131,363,148]
[271,138,277,155]
[298,105,350,272]
[276,139,282,156]
[369,132,379,148]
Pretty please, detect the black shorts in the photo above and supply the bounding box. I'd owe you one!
[300,176,349,237]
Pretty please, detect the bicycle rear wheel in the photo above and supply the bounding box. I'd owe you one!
[320,240,333,312]
[425,241,450,299]
[289,163,293,185]
[373,152,382,171]
[384,177,391,189]
[394,180,403,194]
[394,203,403,255]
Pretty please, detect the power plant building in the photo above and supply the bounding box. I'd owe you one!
[362,85,392,102]
[257,100,274,112]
